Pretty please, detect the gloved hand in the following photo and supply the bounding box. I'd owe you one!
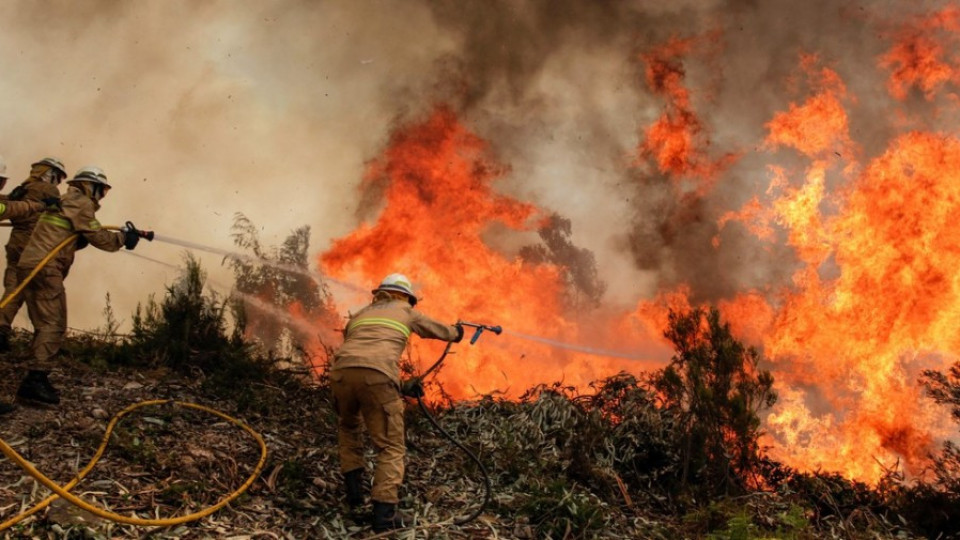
[8,185,27,200]
[76,235,89,250]
[123,225,140,250]
[453,322,464,343]
[41,196,61,210]
[401,377,425,398]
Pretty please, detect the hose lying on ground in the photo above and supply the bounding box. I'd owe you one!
[0,228,268,531]
[0,400,268,530]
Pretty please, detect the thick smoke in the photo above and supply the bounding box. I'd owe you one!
[414,0,957,306]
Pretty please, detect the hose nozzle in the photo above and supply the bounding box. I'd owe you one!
[123,221,155,241]
[459,321,503,345]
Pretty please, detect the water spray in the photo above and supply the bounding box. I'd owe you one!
[140,234,652,364]
[501,329,650,360]
[150,234,366,294]
[123,251,328,339]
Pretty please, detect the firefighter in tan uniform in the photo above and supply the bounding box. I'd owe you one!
[332,273,463,532]
[14,166,142,406]
[0,167,61,415]
[0,157,67,352]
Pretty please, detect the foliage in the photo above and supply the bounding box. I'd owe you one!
[118,254,300,412]
[518,480,610,539]
[651,307,776,497]
[127,253,243,373]
[519,214,607,308]
[883,364,960,538]
[229,213,339,361]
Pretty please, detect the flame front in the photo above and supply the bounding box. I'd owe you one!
[724,13,960,481]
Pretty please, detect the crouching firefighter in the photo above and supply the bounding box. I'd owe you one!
[0,170,61,415]
[13,166,143,407]
[331,273,463,532]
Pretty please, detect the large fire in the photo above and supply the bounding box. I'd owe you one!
[313,6,960,485]
[321,107,667,399]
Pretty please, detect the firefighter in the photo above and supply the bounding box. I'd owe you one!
[14,166,142,406]
[0,169,61,415]
[0,157,67,352]
[331,273,463,532]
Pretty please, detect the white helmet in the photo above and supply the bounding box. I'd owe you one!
[31,157,67,180]
[372,273,417,306]
[0,155,7,180]
[68,166,111,188]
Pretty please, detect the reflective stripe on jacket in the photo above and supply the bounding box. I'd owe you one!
[332,298,460,385]
[18,186,123,275]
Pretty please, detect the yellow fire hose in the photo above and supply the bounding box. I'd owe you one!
[0,227,268,531]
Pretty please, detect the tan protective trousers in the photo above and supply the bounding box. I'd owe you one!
[0,248,26,334]
[331,367,405,504]
[17,266,66,371]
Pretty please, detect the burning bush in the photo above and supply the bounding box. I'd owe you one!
[654,306,777,497]
[884,364,960,538]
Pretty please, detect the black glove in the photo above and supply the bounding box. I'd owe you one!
[401,377,425,398]
[123,227,140,250]
[76,235,89,250]
[453,322,464,343]
[41,196,61,210]
[8,185,27,200]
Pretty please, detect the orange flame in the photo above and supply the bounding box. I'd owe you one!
[880,6,960,101]
[321,106,666,398]
[731,56,960,480]
[637,36,736,194]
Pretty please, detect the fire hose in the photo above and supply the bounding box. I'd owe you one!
[409,321,501,526]
[0,225,268,532]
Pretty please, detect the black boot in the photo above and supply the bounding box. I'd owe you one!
[0,332,10,353]
[372,501,405,532]
[344,468,364,509]
[17,370,60,405]
[0,401,15,415]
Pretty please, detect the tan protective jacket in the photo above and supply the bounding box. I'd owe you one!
[332,298,461,385]
[0,199,45,222]
[18,186,123,276]
[5,178,61,259]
